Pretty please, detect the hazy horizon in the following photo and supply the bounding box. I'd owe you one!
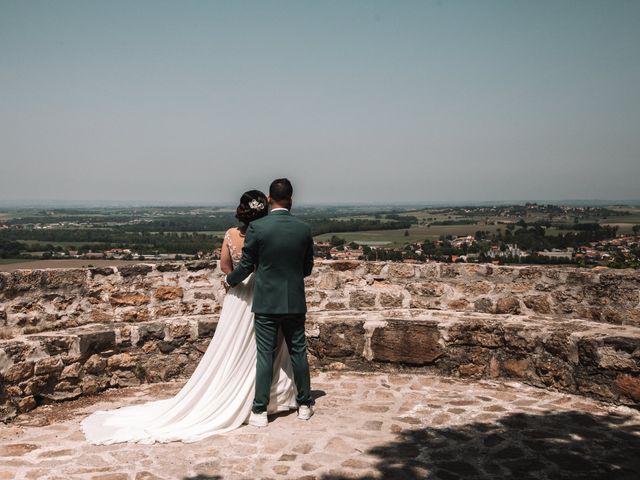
[2,198,640,209]
[1,1,639,204]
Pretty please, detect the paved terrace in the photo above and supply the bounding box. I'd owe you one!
[2,371,639,480]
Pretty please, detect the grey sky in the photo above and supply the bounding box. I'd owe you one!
[1,0,639,205]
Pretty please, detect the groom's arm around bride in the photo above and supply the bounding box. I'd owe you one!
[225,178,315,424]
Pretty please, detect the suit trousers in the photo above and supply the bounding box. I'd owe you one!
[253,313,314,413]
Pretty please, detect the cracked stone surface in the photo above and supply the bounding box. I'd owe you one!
[1,371,639,480]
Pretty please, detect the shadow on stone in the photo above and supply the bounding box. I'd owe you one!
[321,410,640,480]
[183,476,222,480]
[312,389,327,401]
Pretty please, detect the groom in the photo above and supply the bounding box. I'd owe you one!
[224,178,315,427]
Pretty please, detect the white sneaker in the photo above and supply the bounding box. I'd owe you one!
[297,405,314,420]
[248,411,268,427]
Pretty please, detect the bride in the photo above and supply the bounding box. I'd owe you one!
[80,190,298,444]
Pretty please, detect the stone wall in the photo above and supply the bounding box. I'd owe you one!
[305,310,640,408]
[305,261,640,326]
[1,261,639,422]
[2,261,639,341]
[0,261,221,340]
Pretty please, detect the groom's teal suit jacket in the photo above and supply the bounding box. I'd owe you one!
[225,209,314,314]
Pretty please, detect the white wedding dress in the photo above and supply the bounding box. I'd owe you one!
[80,230,298,444]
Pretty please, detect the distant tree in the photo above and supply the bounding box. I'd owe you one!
[330,235,346,247]
[404,230,409,237]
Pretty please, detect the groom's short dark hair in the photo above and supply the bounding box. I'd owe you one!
[269,178,293,201]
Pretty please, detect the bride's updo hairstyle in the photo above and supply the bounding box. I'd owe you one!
[235,190,268,226]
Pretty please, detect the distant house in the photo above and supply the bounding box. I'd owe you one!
[105,248,132,258]
[105,248,131,255]
[451,235,476,249]
[329,247,363,260]
[487,244,529,259]
[537,248,574,260]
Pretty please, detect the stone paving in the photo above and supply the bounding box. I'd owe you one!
[1,371,639,480]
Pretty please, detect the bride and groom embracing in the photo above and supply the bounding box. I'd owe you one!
[81,178,316,444]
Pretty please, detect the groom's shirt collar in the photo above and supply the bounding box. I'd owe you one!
[270,207,289,213]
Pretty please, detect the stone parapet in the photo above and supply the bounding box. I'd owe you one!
[1,261,638,342]
[1,261,639,422]
[2,307,639,422]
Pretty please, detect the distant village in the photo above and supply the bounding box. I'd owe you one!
[313,234,640,268]
[1,203,639,268]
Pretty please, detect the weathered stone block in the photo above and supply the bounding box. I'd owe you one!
[138,322,166,341]
[118,264,154,277]
[448,320,504,348]
[330,261,359,272]
[107,353,136,369]
[156,263,183,272]
[597,345,638,371]
[34,357,64,375]
[109,292,150,306]
[371,321,443,365]
[81,374,109,394]
[462,281,493,295]
[60,362,82,379]
[495,296,521,315]
[447,299,469,311]
[78,329,116,355]
[154,286,184,301]
[523,295,551,314]
[501,358,532,378]
[168,321,193,339]
[614,373,640,402]
[317,272,341,290]
[406,281,446,297]
[313,322,366,359]
[387,263,416,279]
[197,319,217,338]
[20,374,49,396]
[324,301,348,311]
[379,292,403,308]
[120,309,150,322]
[89,267,116,277]
[473,298,493,313]
[29,334,76,356]
[186,261,216,271]
[2,361,34,383]
[17,396,36,413]
[349,291,376,309]
[84,354,107,374]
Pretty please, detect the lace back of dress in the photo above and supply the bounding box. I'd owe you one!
[225,229,242,267]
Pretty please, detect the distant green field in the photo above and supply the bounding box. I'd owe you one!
[20,240,105,247]
[314,223,503,246]
[311,219,630,247]
[0,258,38,265]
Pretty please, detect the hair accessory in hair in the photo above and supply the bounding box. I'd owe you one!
[249,199,265,211]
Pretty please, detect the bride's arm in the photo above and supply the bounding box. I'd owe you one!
[220,235,234,274]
